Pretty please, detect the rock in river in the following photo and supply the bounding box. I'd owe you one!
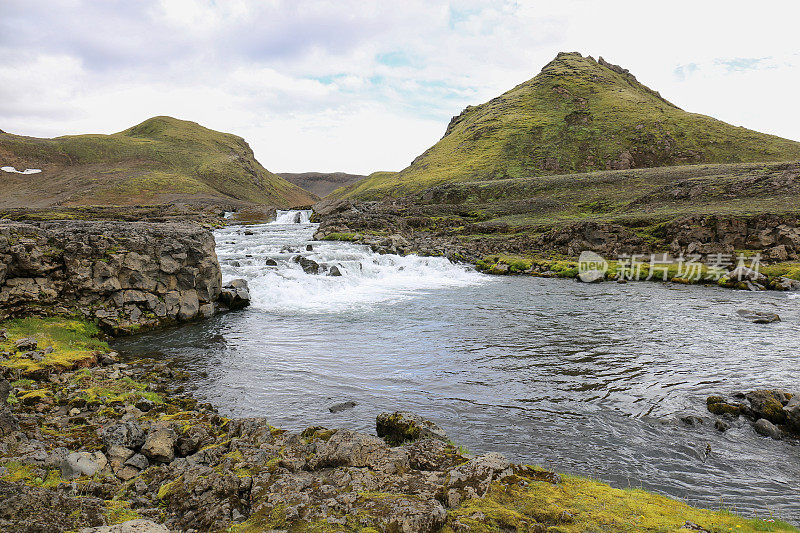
[218,278,251,310]
[736,309,780,323]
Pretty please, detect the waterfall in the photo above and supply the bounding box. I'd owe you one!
[272,210,312,224]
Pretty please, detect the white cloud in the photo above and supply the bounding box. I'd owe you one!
[1,0,798,173]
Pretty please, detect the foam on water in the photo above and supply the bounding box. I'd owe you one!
[214,210,485,313]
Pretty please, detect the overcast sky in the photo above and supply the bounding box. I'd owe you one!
[1,1,799,174]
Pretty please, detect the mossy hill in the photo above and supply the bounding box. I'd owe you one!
[0,116,315,208]
[334,52,800,199]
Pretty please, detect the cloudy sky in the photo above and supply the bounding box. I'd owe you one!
[1,1,798,174]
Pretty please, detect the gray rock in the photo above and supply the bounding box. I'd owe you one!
[103,422,146,449]
[124,453,149,471]
[311,429,409,474]
[141,429,177,463]
[376,411,449,445]
[754,418,782,440]
[736,309,781,324]
[61,451,101,479]
[218,278,250,310]
[771,276,800,291]
[265,258,278,266]
[297,256,320,274]
[329,400,356,413]
[106,444,135,468]
[328,265,343,277]
[14,337,37,352]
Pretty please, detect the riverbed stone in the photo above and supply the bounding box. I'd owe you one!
[218,279,250,310]
[754,418,782,440]
[744,390,788,424]
[736,309,781,323]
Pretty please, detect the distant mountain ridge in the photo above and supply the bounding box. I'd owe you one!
[0,116,315,208]
[277,172,366,198]
[334,52,800,199]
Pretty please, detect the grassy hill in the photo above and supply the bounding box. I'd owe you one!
[334,52,800,199]
[0,116,315,208]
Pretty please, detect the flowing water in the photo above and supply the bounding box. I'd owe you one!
[115,211,800,522]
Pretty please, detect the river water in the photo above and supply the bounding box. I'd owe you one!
[115,211,800,522]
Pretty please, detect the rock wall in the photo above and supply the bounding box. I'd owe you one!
[0,221,222,333]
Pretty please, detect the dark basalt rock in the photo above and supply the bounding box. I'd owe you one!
[218,279,250,310]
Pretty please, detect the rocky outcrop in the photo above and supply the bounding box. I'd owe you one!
[0,220,246,333]
[707,389,799,440]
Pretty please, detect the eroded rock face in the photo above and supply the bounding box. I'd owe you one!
[0,221,223,332]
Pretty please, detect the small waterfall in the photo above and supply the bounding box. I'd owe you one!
[272,210,312,224]
[214,221,485,313]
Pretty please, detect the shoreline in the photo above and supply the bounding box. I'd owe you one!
[0,316,797,532]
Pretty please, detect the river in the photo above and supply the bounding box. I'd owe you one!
[115,210,800,522]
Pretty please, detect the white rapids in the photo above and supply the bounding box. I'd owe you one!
[214,210,485,313]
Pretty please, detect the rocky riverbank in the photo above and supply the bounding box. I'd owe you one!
[0,220,250,334]
[0,317,796,532]
[312,200,800,291]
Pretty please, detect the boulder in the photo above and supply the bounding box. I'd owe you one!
[728,266,767,283]
[14,337,37,352]
[754,418,782,440]
[329,400,356,413]
[141,429,177,463]
[328,265,343,277]
[311,429,409,473]
[102,422,146,449]
[264,258,278,267]
[745,390,788,424]
[445,452,511,507]
[60,451,102,479]
[785,396,800,433]
[376,412,449,446]
[736,309,781,324]
[218,279,250,310]
[124,453,149,471]
[297,256,320,274]
[770,276,800,291]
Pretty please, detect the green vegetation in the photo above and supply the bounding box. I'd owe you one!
[0,317,108,375]
[444,473,796,532]
[0,116,315,207]
[333,53,800,200]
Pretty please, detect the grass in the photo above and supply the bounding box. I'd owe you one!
[333,53,800,200]
[0,317,108,375]
[0,116,314,208]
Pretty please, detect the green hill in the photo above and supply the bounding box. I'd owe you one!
[335,52,800,199]
[0,116,315,208]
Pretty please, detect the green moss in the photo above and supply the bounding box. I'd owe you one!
[321,232,361,242]
[0,317,107,375]
[104,500,141,524]
[444,473,797,532]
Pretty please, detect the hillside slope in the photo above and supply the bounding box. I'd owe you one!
[335,52,800,199]
[277,172,365,198]
[0,116,315,208]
